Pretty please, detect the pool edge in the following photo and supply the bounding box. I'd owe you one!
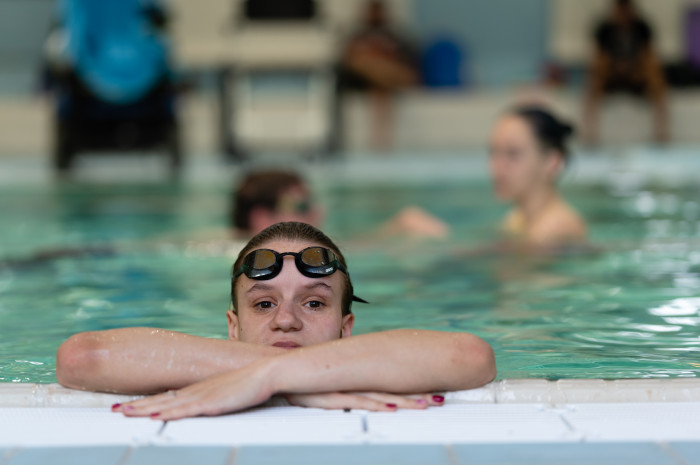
[2,379,700,407]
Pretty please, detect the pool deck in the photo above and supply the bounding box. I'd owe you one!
[2,380,700,464]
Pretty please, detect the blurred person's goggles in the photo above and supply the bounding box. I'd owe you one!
[232,247,368,303]
[277,197,312,214]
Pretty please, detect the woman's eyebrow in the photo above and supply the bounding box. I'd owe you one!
[302,282,334,293]
[246,283,275,294]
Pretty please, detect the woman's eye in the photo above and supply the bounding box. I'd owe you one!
[254,301,275,311]
[305,300,325,309]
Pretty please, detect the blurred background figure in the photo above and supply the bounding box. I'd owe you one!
[230,171,322,239]
[44,0,180,174]
[230,170,447,241]
[582,0,669,145]
[489,106,586,247]
[339,0,419,151]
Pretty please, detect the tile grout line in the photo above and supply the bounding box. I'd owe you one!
[156,421,168,437]
[557,411,576,435]
[1,448,19,465]
[115,446,134,465]
[226,447,238,465]
[444,444,461,465]
[659,441,691,465]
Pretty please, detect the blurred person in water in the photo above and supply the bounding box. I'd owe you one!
[489,105,587,247]
[230,170,448,241]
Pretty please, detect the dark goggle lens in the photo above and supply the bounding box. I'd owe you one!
[248,249,276,269]
[300,247,334,268]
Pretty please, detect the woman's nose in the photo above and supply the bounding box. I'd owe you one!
[270,301,303,332]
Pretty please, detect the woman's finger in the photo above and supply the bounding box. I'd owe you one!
[350,392,444,409]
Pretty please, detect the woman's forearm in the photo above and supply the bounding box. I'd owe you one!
[266,329,496,397]
[56,327,283,394]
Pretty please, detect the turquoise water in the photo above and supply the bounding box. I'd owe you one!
[1,175,699,383]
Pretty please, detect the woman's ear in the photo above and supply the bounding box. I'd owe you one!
[545,150,565,180]
[341,313,355,338]
[227,309,240,340]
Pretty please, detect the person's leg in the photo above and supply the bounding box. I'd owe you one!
[582,53,611,146]
[369,89,394,151]
[641,52,670,143]
[345,46,417,90]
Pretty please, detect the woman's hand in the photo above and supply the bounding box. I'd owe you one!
[111,359,447,420]
[284,392,445,411]
[112,361,273,421]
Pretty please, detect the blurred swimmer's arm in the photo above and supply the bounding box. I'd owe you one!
[55,328,283,394]
[117,329,495,420]
[378,206,450,239]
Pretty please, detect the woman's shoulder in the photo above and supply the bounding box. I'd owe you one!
[531,200,587,243]
[502,209,524,235]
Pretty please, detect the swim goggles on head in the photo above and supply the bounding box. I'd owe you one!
[232,246,368,303]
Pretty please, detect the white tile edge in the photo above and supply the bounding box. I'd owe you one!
[2,379,700,408]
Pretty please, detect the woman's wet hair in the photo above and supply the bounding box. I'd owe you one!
[511,105,575,162]
[230,222,354,316]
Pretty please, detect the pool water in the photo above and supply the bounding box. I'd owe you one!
[1,173,699,383]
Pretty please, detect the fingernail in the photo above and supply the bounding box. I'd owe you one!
[432,395,445,403]
[416,399,428,405]
[386,403,397,409]
[111,403,121,410]
[150,412,161,418]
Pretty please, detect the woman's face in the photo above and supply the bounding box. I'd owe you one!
[489,115,559,202]
[227,238,354,348]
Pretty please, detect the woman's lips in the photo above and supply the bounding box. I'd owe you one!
[272,341,301,349]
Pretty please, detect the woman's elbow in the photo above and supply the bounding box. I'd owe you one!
[55,332,106,390]
[474,339,497,385]
[453,334,496,389]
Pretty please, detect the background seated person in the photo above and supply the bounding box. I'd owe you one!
[339,0,419,150]
[582,0,669,144]
[56,222,495,419]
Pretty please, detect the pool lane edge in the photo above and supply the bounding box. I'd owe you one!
[2,379,700,407]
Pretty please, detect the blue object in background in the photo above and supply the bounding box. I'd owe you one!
[421,37,466,88]
[60,0,169,104]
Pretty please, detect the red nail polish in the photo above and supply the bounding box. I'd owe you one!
[150,412,161,418]
[386,403,397,408]
[432,395,445,403]
[111,403,121,409]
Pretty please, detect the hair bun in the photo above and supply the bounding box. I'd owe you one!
[559,121,574,139]
[510,105,575,161]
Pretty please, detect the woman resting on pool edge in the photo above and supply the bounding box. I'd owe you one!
[56,222,496,420]
[490,105,587,247]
